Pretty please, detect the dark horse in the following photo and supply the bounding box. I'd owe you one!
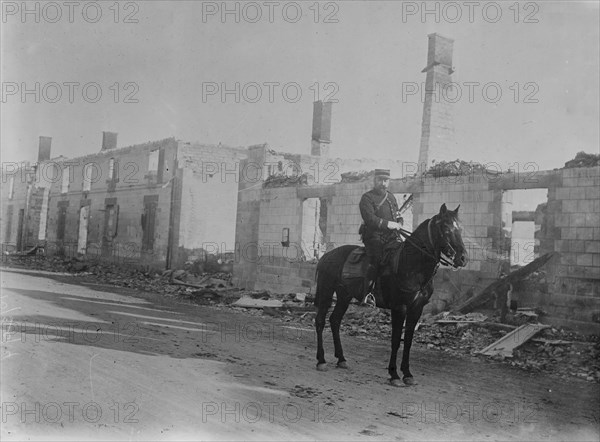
[314,204,468,386]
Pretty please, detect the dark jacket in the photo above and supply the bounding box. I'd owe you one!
[359,189,399,242]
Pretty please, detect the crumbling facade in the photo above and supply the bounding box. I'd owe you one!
[232,34,600,333]
[2,33,598,333]
[1,134,247,269]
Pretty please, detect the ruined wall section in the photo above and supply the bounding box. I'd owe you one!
[43,138,179,266]
[253,187,305,293]
[0,164,33,250]
[233,176,418,293]
[232,184,261,289]
[234,165,599,332]
[544,166,600,329]
[248,144,412,186]
[413,173,501,313]
[175,143,247,266]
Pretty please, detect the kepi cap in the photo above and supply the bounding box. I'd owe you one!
[374,169,390,178]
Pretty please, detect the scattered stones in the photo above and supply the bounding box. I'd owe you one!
[3,255,598,383]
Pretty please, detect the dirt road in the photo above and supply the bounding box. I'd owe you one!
[1,268,598,441]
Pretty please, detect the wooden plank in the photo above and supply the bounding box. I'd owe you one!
[232,296,283,309]
[477,323,550,358]
[453,252,555,314]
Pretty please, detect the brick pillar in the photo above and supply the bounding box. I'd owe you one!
[311,101,332,157]
[418,33,457,170]
[38,136,52,162]
[101,131,118,151]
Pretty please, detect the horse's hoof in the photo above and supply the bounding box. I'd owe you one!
[390,378,404,387]
[316,363,328,371]
[403,376,418,386]
[337,361,348,369]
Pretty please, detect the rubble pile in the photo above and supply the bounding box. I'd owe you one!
[1,255,240,302]
[563,151,600,169]
[286,305,599,383]
[512,329,599,381]
[263,173,309,188]
[425,159,498,178]
[340,170,375,182]
[3,256,598,383]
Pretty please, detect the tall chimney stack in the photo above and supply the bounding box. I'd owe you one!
[418,33,457,169]
[38,136,52,162]
[311,101,332,157]
[101,131,118,151]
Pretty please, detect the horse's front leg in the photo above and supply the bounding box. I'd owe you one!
[329,291,351,368]
[388,307,406,387]
[400,303,424,385]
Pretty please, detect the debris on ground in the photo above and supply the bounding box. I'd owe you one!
[435,312,488,324]
[563,151,600,169]
[2,255,598,384]
[0,254,238,303]
[233,296,284,309]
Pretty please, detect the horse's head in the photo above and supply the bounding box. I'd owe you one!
[433,204,468,268]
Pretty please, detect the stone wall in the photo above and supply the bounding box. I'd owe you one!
[42,138,179,266]
[233,165,600,333]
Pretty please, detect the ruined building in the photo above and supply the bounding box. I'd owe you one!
[1,134,246,268]
[1,33,598,333]
[232,34,600,333]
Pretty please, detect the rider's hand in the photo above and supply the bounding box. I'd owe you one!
[387,221,401,230]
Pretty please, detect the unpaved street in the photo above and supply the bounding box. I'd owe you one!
[1,269,599,441]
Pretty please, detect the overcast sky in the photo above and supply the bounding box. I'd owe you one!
[2,1,598,172]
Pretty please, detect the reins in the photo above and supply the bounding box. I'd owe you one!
[396,219,455,268]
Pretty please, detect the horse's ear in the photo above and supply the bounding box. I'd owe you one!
[439,204,447,215]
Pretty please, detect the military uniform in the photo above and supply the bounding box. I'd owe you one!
[359,169,401,294]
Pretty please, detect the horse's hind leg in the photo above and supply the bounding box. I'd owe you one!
[315,304,329,370]
[329,288,352,368]
[315,278,334,371]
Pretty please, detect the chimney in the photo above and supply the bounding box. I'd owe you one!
[38,136,52,163]
[418,33,456,170]
[311,101,332,157]
[101,131,118,151]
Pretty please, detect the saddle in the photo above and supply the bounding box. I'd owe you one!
[341,240,405,308]
[341,248,369,280]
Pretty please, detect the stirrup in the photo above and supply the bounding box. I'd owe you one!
[362,293,376,307]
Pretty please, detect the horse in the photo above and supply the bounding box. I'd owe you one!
[313,203,468,386]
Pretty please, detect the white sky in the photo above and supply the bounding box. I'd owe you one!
[1,1,599,171]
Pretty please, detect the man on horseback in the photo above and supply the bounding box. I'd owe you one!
[359,169,403,304]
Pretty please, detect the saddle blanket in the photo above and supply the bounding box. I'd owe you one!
[341,247,368,280]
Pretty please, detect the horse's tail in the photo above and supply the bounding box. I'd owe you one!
[313,266,320,306]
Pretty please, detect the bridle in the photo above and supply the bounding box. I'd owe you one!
[397,215,460,268]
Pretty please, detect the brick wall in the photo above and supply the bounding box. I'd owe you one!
[233,175,418,292]
[542,166,600,330]
[233,165,600,332]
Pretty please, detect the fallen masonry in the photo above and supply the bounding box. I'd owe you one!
[1,256,598,383]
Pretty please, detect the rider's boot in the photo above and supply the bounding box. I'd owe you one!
[362,264,378,306]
